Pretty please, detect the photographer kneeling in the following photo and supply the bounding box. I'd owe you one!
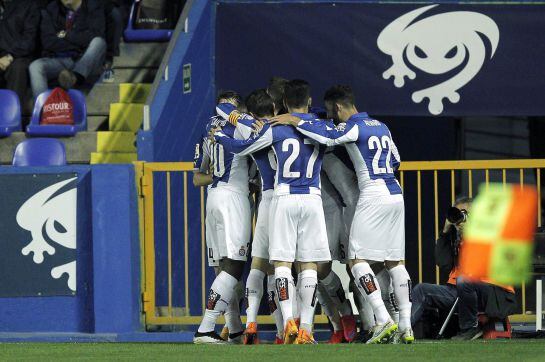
[411,197,517,340]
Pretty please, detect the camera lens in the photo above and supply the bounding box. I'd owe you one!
[447,207,465,224]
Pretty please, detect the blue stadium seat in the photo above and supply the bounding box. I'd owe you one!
[0,90,22,137]
[123,2,174,42]
[12,138,67,166]
[26,89,87,137]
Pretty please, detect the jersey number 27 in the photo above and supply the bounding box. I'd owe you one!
[282,138,319,178]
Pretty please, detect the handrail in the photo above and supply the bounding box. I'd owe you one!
[400,159,545,171]
[143,0,195,131]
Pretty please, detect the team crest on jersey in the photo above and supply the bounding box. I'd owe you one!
[276,277,289,301]
[377,5,499,115]
[360,274,378,295]
[207,289,221,310]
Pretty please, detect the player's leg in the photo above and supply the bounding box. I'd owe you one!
[269,195,299,344]
[295,194,332,344]
[348,266,376,342]
[266,269,285,344]
[243,257,268,344]
[384,201,413,344]
[316,281,345,343]
[220,259,246,343]
[374,264,400,323]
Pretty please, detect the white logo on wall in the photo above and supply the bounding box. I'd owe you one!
[377,4,499,115]
[16,178,77,291]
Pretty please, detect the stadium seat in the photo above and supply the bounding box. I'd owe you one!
[0,89,22,137]
[12,138,67,166]
[26,90,87,137]
[123,2,174,42]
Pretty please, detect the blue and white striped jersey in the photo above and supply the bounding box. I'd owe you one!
[296,112,402,197]
[215,113,326,196]
[194,108,252,195]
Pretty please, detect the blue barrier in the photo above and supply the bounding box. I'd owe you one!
[0,165,140,336]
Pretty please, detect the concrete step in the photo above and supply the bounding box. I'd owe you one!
[0,132,96,164]
[119,83,152,104]
[96,131,136,152]
[87,83,120,116]
[115,42,167,68]
[109,103,144,132]
[90,152,137,164]
[88,116,109,131]
[111,67,157,84]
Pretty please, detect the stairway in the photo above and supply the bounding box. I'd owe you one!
[90,83,151,164]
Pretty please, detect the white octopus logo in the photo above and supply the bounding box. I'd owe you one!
[377,4,500,115]
[16,178,77,291]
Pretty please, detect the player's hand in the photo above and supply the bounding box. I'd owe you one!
[0,55,11,71]
[252,119,265,133]
[57,30,67,38]
[269,114,301,127]
[208,126,221,143]
[442,218,453,234]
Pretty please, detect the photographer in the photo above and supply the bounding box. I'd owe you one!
[411,197,517,340]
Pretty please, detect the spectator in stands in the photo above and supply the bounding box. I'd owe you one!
[411,197,517,340]
[29,0,106,99]
[102,0,123,82]
[0,0,40,104]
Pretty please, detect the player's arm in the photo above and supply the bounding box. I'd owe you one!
[216,102,259,140]
[192,139,213,187]
[389,131,401,171]
[215,125,273,157]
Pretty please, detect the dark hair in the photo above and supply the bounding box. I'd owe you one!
[216,90,241,105]
[454,196,473,207]
[323,85,355,107]
[283,79,310,109]
[267,77,289,114]
[246,89,275,118]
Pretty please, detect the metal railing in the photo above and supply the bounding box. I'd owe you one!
[137,159,545,325]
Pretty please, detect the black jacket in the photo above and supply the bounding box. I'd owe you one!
[0,0,40,58]
[435,226,517,318]
[41,0,105,57]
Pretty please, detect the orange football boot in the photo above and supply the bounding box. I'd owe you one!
[283,319,299,344]
[296,328,317,345]
[243,322,259,345]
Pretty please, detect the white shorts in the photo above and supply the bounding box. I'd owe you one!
[269,194,331,263]
[251,189,273,260]
[323,202,349,263]
[349,194,405,262]
[205,189,251,267]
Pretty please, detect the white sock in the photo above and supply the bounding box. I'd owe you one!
[320,270,352,316]
[376,268,399,323]
[245,269,265,326]
[351,262,390,325]
[388,265,412,330]
[267,275,284,338]
[224,280,244,335]
[275,266,295,327]
[298,269,318,333]
[198,271,237,333]
[317,283,342,331]
[350,280,375,331]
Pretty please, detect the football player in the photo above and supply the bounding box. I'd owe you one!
[192,91,253,344]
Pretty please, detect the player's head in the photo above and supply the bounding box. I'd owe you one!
[216,90,241,107]
[246,89,275,118]
[323,85,358,124]
[267,77,289,115]
[283,79,311,112]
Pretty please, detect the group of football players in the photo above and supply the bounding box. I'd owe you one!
[192,78,413,345]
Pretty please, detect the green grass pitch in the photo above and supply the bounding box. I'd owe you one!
[0,340,544,361]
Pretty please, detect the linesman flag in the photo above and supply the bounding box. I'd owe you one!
[459,183,538,286]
